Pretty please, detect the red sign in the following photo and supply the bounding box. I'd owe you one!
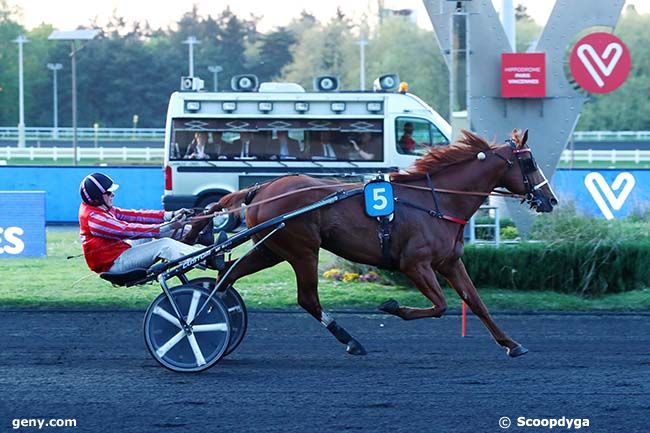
[569,32,631,94]
[501,53,546,98]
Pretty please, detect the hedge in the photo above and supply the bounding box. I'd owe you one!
[462,241,650,296]
[337,241,650,297]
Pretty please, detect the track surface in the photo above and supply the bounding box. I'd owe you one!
[0,310,648,433]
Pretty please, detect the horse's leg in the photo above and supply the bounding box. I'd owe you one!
[217,243,284,287]
[288,256,367,356]
[379,261,448,320]
[439,258,528,358]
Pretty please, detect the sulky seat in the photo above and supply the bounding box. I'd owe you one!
[99,268,150,287]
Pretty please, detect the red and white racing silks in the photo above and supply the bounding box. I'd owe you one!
[79,203,165,273]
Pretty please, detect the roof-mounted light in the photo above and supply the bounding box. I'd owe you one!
[330,102,346,113]
[185,101,201,112]
[366,102,383,113]
[222,101,237,112]
[398,81,409,94]
[294,102,310,113]
[258,101,273,113]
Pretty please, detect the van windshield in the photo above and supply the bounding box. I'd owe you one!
[170,118,384,162]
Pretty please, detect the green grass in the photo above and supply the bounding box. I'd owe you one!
[0,228,648,312]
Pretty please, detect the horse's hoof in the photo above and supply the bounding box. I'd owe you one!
[346,339,367,356]
[378,299,400,315]
[507,344,529,358]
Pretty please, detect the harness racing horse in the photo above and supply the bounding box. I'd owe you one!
[184,129,558,358]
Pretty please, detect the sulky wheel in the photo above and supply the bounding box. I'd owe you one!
[188,277,248,356]
[143,284,231,372]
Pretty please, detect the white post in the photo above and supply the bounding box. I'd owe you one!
[208,65,223,92]
[356,38,368,90]
[47,63,63,139]
[183,37,200,77]
[499,0,516,51]
[14,35,29,148]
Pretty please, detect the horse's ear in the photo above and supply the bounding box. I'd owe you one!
[521,129,529,147]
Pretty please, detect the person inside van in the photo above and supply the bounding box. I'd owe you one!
[231,131,259,159]
[398,122,417,154]
[269,130,301,159]
[311,130,339,160]
[78,172,218,274]
[184,131,214,159]
[349,132,378,160]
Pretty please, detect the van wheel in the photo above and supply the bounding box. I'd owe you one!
[197,195,238,232]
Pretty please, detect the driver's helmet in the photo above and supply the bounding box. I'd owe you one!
[80,173,119,206]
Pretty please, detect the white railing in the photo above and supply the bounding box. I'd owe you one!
[0,147,648,164]
[571,131,650,141]
[0,146,164,162]
[0,127,164,141]
[1,127,650,142]
[561,149,650,164]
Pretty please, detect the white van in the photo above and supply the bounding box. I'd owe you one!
[162,75,451,229]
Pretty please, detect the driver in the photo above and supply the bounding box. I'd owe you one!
[78,172,216,274]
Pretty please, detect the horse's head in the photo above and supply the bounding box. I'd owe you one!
[497,129,558,213]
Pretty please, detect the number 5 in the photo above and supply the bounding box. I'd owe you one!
[372,187,388,210]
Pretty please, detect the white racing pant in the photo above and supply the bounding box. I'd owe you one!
[109,238,201,273]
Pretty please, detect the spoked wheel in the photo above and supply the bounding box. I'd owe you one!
[143,285,231,372]
[188,277,248,356]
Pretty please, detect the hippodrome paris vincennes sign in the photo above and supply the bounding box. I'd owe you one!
[569,32,631,94]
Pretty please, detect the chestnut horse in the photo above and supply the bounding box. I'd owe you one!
[185,130,557,357]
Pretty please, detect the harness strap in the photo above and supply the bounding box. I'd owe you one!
[425,173,442,216]
[377,216,393,269]
[395,197,468,225]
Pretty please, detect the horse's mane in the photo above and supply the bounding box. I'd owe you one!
[390,129,497,182]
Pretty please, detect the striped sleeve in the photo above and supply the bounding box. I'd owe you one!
[87,211,161,240]
[112,206,165,224]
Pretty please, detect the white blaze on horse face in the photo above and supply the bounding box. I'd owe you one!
[320,311,334,327]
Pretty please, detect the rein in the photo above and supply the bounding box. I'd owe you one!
[195,179,525,222]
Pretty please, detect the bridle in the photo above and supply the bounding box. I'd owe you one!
[497,138,550,209]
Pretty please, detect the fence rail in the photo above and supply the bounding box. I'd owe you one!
[0,147,649,163]
[1,127,650,142]
[0,146,164,161]
[0,127,165,141]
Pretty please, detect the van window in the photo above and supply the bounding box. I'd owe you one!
[395,117,448,156]
[170,118,383,162]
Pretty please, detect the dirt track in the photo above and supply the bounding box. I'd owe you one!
[0,310,648,432]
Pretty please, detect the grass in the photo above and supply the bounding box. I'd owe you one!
[0,228,648,312]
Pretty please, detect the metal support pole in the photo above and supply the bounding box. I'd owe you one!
[183,37,200,77]
[71,41,78,165]
[14,35,29,148]
[356,38,368,90]
[208,65,222,92]
[47,63,62,139]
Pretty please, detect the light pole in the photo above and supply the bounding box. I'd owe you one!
[47,63,63,139]
[356,38,368,90]
[13,35,29,148]
[183,36,200,77]
[49,29,98,165]
[207,65,223,91]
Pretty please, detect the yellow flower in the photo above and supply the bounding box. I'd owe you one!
[342,272,360,282]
